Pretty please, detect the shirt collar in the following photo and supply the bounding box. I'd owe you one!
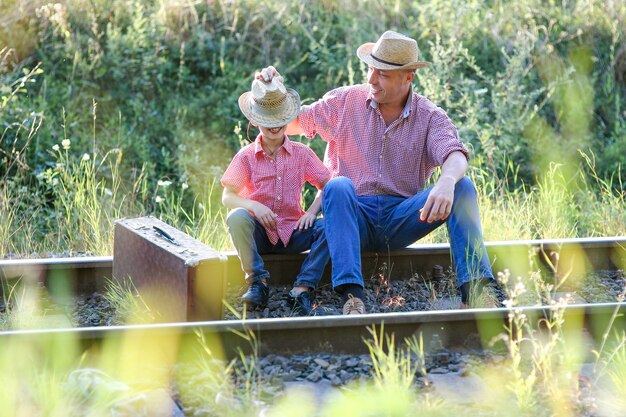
[253,134,292,155]
[366,89,414,119]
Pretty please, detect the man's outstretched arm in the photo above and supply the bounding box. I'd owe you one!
[256,66,304,136]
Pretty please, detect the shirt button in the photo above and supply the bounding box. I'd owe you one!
[270,160,274,164]
[276,196,281,200]
[379,154,383,159]
[277,176,282,180]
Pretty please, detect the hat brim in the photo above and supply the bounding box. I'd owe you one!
[238,88,301,128]
[356,43,429,70]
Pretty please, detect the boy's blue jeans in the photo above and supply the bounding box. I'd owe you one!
[226,208,330,289]
[321,176,494,290]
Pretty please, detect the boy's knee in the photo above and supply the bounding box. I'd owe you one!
[226,207,253,228]
[312,218,325,236]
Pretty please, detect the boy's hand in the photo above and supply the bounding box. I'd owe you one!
[295,212,316,231]
[252,202,278,230]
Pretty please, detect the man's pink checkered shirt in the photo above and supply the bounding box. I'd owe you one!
[299,84,469,198]
[221,135,330,246]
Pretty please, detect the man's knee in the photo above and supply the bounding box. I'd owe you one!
[454,176,477,200]
[324,176,355,197]
[323,177,356,212]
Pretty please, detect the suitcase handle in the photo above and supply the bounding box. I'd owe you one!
[153,226,180,246]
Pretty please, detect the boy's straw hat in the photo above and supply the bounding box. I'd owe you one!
[238,78,301,128]
[357,30,429,71]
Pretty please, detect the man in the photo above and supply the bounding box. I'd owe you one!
[258,31,495,314]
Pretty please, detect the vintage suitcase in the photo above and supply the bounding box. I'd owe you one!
[112,216,226,322]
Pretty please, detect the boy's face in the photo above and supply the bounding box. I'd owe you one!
[258,125,287,142]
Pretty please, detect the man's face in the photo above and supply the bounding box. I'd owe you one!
[367,67,413,105]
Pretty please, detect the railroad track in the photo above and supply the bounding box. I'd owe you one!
[1,236,624,296]
[0,303,624,358]
[1,236,624,359]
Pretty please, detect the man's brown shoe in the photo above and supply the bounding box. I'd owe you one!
[342,294,366,315]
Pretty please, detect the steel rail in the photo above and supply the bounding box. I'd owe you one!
[1,302,624,359]
[1,237,625,295]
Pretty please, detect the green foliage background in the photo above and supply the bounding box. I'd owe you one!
[1,0,625,255]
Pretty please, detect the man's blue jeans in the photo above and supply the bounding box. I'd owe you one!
[321,176,494,289]
[226,208,330,289]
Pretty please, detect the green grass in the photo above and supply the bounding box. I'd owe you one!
[1,0,625,256]
[0,136,625,256]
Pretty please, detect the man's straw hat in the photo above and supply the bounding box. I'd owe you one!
[357,31,429,71]
[238,78,300,128]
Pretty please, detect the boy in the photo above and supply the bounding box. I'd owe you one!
[221,75,331,316]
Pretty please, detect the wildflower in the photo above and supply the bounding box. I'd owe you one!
[82,153,90,161]
[181,183,189,190]
[52,144,60,151]
[155,196,163,204]
[104,188,113,197]
[157,180,172,187]
[61,139,71,149]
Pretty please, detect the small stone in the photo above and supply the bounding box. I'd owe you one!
[306,369,322,382]
[330,376,343,386]
[314,358,330,368]
[344,358,359,367]
[448,364,461,372]
[281,371,300,381]
[339,370,353,384]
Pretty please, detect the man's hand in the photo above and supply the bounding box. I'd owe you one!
[294,212,316,231]
[256,66,283,83]
[252,201,278,230]
[419,175,456,223]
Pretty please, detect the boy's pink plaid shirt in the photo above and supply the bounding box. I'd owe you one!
[221,135,330,246]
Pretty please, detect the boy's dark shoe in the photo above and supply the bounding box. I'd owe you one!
[289,290,313,316]
[241,282,269,308]
[311,305,339,316]
[289,290,338,317]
